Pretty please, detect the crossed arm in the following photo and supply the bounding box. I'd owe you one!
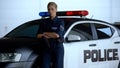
[37,32,59,39]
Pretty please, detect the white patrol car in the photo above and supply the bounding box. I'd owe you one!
[0,10,120,68]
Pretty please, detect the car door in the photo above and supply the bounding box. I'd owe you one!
[93,22,120,68]
[64,21,99,68]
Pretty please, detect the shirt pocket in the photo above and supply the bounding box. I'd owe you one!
[51,26,58,32]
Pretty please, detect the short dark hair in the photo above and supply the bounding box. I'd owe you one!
[47,2,57,9]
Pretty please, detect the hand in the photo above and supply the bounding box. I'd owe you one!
[37,32,59,39]
[43,33,51,38]
[44,32,59,38]
[37,33,50,39]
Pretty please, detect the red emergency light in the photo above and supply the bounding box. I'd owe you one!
[66,10,88,16]
[39,10,89,17]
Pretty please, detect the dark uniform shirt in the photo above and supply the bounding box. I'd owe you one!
[38,16,64,44]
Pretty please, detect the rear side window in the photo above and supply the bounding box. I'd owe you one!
[94,23,114,39]
[115,25,120,29]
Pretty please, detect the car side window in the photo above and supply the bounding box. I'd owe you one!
[94,23,114,39]
[67,23,93,42]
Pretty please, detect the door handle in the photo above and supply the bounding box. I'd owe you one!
[89,44,96,46]
[114,41,120,44]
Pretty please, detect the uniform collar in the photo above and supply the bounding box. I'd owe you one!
[49,16,58,22]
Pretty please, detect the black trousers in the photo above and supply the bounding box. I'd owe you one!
[40,38,64,68]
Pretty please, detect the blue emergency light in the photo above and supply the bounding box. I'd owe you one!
[39,12,50,17]
[39,10,89,17]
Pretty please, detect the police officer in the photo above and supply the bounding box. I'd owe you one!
[37,2,64,68]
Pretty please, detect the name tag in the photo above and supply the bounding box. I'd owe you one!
[51,27,57,30]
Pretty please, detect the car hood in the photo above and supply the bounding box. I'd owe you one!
[0,37,40,52]
[0,37,38,44]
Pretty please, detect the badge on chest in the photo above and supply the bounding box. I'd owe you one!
[51,27,58,31]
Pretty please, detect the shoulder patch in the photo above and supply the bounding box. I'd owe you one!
[60,25,64,31]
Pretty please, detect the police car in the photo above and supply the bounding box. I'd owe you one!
[0,10,120,68]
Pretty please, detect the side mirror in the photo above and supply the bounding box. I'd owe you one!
[66,35,81,42]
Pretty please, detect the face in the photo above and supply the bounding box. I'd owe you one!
[48,5,57,18]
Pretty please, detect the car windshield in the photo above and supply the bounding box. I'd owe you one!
[5,22,39,38]
[5,18,76,38]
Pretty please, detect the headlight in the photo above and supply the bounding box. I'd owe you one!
[0,53,21,62]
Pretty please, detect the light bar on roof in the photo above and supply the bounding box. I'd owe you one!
[39,10,89,17]
[39,12,50,17]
